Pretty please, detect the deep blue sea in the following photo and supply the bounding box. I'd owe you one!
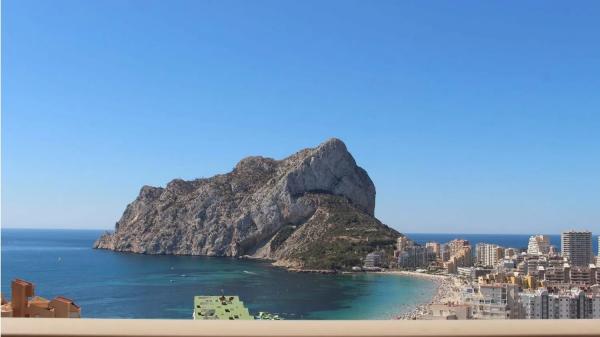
[1,229,437,320]
[2,230,597,319]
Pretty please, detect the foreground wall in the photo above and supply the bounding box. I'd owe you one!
[2,318,600,337]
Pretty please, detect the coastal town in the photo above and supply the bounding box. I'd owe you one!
[361,230,600,320]
[2,230,599,320]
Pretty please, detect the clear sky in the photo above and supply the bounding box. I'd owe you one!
[2,0,599,234]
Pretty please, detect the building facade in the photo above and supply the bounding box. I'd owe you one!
[426,242,441,259]
[476,243,502,267]
[364,251,384,268]
[527,235,551,256]
[561,231,593,267]
[398,246,430,269]
[519,287,600,319]
[462,283,520,319]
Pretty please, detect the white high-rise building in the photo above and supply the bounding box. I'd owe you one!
[476,243,501,267]
[561,230,593,267]
[527,235,551,256]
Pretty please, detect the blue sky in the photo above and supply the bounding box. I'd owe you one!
[2,0,599,234]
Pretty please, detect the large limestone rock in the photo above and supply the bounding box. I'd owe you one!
[94,138,399,270]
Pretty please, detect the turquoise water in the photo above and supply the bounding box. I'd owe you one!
[1,229,437,319]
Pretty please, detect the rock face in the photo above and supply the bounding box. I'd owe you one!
[94,138,399,270]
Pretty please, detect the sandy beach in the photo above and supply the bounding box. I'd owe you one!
[381,271,464,320]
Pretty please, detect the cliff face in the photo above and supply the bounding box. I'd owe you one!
[94,138,399,270]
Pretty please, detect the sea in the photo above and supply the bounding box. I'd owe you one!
[1,229,598,319]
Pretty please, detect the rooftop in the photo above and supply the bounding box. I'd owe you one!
[193,296,253,320]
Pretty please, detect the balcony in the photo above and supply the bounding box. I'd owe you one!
[2,318,600,337]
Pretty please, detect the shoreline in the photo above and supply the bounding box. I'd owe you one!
[39,243,462,320]
[380,270,448,280]
[381,271,463,320]
[277,268,464,320]
[379,271,455,320]
[310,269,460,320]
[348,270,462,320]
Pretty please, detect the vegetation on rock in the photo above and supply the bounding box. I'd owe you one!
[94,138,400,270]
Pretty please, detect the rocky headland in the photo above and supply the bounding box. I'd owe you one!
[94,138,400,270]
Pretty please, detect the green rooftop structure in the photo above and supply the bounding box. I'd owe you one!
[193,296,254,320]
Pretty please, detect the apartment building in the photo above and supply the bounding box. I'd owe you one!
[540,265,569,285]
[445,248,473,274]
[457,267,493,281]
[597,236,600,266]
[398,246,430,269]
[504,248,519,259]
[518,287,600,319]
[462,283,520,319]
[364,251,384,268]
[440,243,451,262]
[425,242,441,258]
[519,289,549,319]
[448,239,470,257]
[444,239,473,273]
[396,236,413,252]
[496,259,516,273]
[569,265,597,285]
[527,235,551,256]
[520,262,599,287]
[476,243,502,268]
[561,230,593,267]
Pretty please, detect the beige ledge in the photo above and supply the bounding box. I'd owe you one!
[2,318,600,337]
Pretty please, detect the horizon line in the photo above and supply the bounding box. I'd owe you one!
[2,227,594,236]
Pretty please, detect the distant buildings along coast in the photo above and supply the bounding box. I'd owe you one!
[394,229,600,320]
